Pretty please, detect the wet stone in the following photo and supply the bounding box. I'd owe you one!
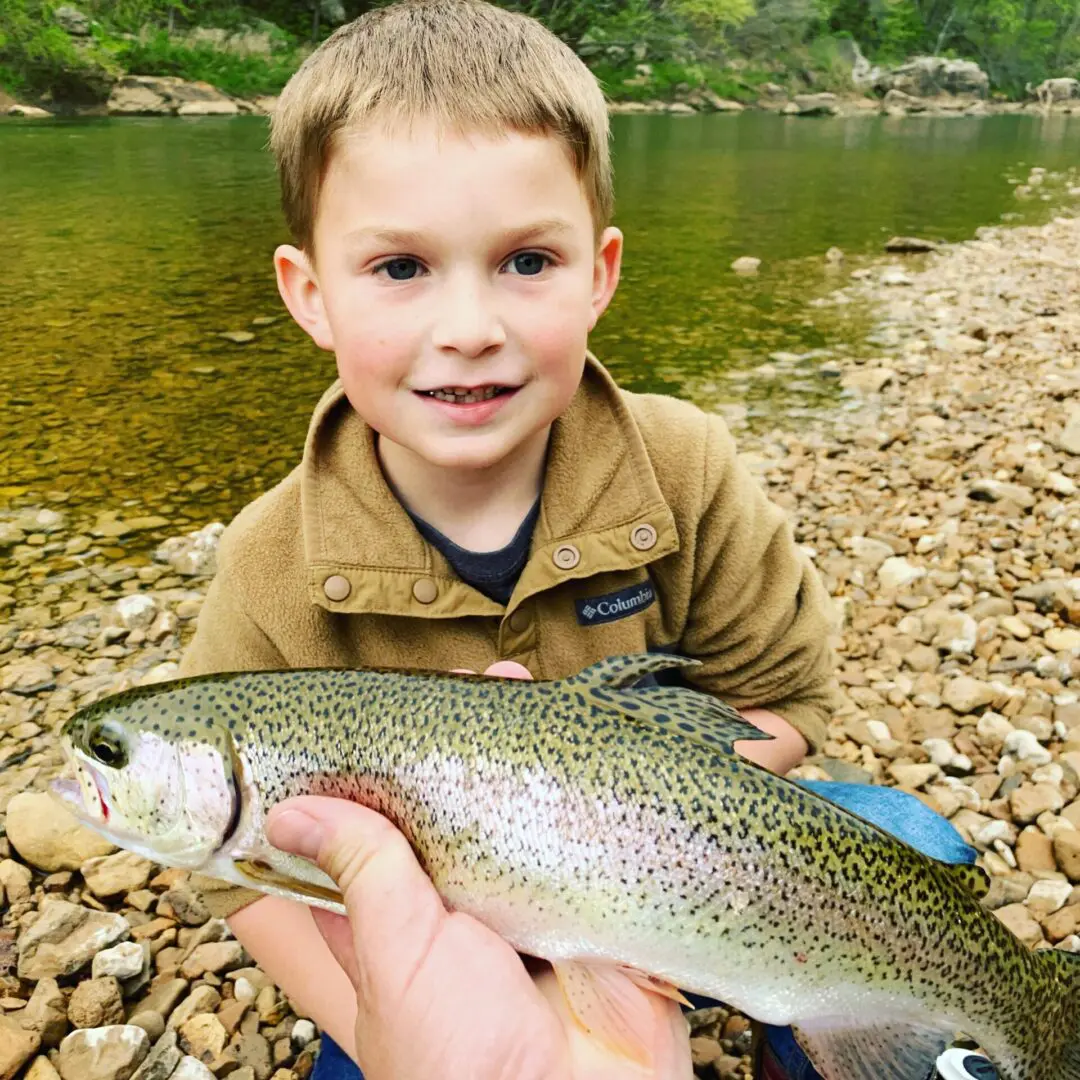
[81,852,155,898]
[179,942,245,980]
[20,978,68,1048]
[128,1029,179,1080]
[158,887,210,927]
[68,978,125,1029]
[17,902,130,981]
[166,986,220,1030]
[92,942,147,982]
[57,1024,149,1080]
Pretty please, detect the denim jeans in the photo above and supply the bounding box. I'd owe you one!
[309,781,977,1080]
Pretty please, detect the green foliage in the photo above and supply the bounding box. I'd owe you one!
[0,0,120,100]
[825,0,1080,91]
[666,0,754,31]
[111,29,303,96]
[3,0,1080,106]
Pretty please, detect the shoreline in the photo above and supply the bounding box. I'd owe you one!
[1,203,1079,1077]
[5,75,1080,121]
[9,95,1080,122]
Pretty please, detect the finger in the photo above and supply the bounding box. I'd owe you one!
[307,908,363,988]
[267,797,448,1008]
[483,660,533,680]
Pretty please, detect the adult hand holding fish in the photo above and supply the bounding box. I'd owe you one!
[53,651,1080,1079]
[267,794,692,1080]
[265,656,693,1080]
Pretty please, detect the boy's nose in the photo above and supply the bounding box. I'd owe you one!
[431,278,506,359]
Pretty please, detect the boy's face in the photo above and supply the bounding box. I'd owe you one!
[275,123,622,473]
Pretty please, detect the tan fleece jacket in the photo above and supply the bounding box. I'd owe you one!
[180,354,837,915]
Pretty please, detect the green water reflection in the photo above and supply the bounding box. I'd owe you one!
[3,112,1080,542]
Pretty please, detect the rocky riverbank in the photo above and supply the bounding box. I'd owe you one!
[2,200,1080,1078]
[9,79,1080,121]
[6,56,1080,120]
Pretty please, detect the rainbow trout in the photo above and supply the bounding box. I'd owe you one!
[52,653,1080,1080]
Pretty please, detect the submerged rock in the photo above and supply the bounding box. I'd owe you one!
[731,256,761,275]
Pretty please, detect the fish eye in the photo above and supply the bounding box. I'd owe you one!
[86,721,129,770]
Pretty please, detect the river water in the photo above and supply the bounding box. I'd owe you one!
[3,111,1080,544]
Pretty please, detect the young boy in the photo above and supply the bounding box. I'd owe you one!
[179,0,840,1072]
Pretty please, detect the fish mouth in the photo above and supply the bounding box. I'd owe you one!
[50,756,111,825]
[49,775,85,813]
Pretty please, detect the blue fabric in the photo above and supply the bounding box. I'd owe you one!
[793,780,977,865]
[761,781,975,1079]
[308,782,976,1080]
[311,1034,361,1080]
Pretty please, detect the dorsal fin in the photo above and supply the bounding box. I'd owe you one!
[564,654,772,755]
[942,862,990,899]
[1042,945,1080,981]
[567,653,701,689]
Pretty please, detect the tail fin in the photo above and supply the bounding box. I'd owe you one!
[1043,949,1080,1079]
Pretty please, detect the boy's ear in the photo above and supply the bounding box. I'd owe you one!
[274,244,335,351]
[588,226,623,330]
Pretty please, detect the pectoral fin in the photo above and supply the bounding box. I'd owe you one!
[791,1014,952,1080]
[552,960,679,1069]
[231,858,346,914]
[617,967,692,1007]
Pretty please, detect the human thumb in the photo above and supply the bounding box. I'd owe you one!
[267,796,448,1002]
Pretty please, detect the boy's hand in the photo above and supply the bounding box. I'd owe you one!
[266,660,692,1080]
[452,659,534,679]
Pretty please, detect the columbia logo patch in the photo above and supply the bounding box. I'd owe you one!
[575,582,656,626]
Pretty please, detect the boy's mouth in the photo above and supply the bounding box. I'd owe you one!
[416,385,517,405]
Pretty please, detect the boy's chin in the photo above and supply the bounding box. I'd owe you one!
[399,430,541,473]
[412,439,523,472]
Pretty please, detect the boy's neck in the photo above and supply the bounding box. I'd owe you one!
[376,428,549,553]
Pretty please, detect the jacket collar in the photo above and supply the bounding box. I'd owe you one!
[301,354,679,616]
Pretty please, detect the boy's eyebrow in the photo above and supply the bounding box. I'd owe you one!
[502,218,577,245]
[343,218,577,251]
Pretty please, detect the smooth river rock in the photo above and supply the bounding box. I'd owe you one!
[7,793,116,872]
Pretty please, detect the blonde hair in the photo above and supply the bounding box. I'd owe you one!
[270,0,612,252]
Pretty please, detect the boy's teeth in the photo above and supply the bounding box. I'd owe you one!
[427,386,503,404]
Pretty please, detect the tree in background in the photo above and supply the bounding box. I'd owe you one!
[825,0,1080,90]
[3,0,1080,103]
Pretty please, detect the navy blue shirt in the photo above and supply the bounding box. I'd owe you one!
[406,500,541,605]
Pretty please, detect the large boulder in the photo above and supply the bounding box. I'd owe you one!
[877,56,989,99]
[53,5,91,35]
[7,104,54,118]
[792,93,839,117]
[1030,77,1080,103]
[107,77,239,117]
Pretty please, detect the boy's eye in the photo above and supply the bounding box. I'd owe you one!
[505,252,549,276]
[378,257,422,281]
